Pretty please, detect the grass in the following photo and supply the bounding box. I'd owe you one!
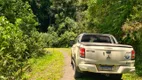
[22,48,64,80]
[123,73,142,80]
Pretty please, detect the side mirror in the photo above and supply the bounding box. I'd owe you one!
[70,40,74,46]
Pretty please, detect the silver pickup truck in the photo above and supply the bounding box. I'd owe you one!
[71,33,135,79]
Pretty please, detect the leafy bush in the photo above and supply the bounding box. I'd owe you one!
[46,26,59,47]
[0,0,49,79]
[59,31,77,47]
[0,16,26,79]
[87,0,142,76]
[24,31,47,58]
[121,0,142,76]
[0,16,47,79]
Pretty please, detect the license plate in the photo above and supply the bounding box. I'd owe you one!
[99,65,113,71]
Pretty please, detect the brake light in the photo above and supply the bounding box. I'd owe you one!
[80,48,85,58]
[131,50,135,60]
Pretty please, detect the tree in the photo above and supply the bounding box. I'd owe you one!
[0,0,46,79]
[0,16,26,79]
[87,0,142,75]
[29,0,53,32]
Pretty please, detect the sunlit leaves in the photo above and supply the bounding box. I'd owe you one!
[0,16,26,79]
[87,0,142,75]
[0,0,46,79]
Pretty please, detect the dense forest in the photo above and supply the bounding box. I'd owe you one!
[0,0,142,79]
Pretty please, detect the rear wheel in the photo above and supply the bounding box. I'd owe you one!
[71,57,73,64]
[72,59,82,78]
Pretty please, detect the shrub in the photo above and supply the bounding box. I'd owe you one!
[59,31,77,47]
[0,16,26,79]
[24,30,47,58]
[0,16,47,79]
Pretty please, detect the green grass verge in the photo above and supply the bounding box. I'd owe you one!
[22,48,64,80]
[123,73,142,80]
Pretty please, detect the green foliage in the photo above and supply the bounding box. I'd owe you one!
[1,0,140,78]
[123,73,142,80]
[87,0,142,76]
[0,0,34,23]
[27,1,142,77]
[121,0,142,76]
[22,48,64,80]
[28,0,52,32]
[46,17,78,47]
[46,26,59,47]
[88,0,132,39]
[0,16,46,79]
[59,31,77,47]
[0,16,26,79]
[28,0,79,47]
[0,0,47,79]
[25,31,47,58]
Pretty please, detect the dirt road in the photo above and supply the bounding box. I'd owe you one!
[60,50,75,80]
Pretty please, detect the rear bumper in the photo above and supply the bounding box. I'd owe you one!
[78,63,135,74]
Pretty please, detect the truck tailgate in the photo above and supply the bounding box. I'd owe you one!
[82,43,133,65]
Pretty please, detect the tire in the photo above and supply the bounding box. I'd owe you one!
[71,56,73,65]
[109,74,122,80]
[72,59,82,78]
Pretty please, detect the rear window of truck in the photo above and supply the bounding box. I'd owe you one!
[81,34,111,43]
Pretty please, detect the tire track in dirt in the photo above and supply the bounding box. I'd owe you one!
[60,50,75,80]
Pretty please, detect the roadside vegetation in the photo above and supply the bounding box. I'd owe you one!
[22,48,64,80]
[0,0,142,79]
[123,73,142,80]
[0,1,47,79]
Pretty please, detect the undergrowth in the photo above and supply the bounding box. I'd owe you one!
[22,48,64,80]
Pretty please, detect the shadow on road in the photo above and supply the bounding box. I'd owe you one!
[71,60,122,80]
[75,72,123,80]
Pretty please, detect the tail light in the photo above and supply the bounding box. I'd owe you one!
[131,50,135,60]
[80,48,85,58]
